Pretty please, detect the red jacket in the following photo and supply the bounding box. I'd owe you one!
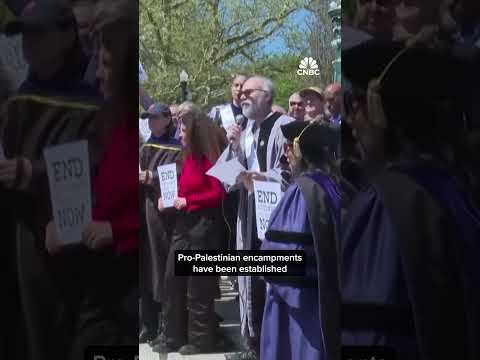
[92,118,139,253]
[178,154,225,212]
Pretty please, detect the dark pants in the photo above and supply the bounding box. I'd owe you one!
[53,248,138,360]
[246,238,266,355]
[163,210,220,349]
[140,293,162,335]
[223,190,239,251]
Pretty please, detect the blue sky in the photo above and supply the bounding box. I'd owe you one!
[263,9,311,55]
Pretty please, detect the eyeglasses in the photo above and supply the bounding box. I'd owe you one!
[289,101,304,107]
[240,88,269,98]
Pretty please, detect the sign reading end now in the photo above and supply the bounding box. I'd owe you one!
[44,140,92,245]
[158,163,177,207]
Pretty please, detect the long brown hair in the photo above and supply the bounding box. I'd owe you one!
[93,0,138,110]
[177,102,227,163]
[92,0,138,141]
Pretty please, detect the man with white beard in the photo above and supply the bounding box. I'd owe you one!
[217,76,294,360]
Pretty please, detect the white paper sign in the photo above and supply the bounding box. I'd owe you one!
[158,163,178,207]
[220,105,235,129]
[0,141,5,160]
[139,61,148,84]
[44,141,92,245]
[139,118,151,141]
[253,180,282,240]
[206,158,246,186]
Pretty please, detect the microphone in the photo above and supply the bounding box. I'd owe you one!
[235,114,246,129]
[229,114,246,145]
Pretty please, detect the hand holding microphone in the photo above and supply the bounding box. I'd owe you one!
[227,114,246,150]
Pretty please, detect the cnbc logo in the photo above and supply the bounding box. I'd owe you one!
[297,57,320,76]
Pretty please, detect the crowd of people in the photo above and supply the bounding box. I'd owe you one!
[138,71,343,359]
[1,0,479,360]
[2,0,139,359]
[139,1,479,360]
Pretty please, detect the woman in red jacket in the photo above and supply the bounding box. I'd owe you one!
[44,1,138,358]
[157,102,227,355]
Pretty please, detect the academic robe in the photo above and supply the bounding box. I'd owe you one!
[139,140,182,304]
[216,112,294,339]
[209,103,243,130]
[0,95,100,360]
[260,171,342,360]
[341,159,480,360]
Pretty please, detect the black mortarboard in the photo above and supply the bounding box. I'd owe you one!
[342,39,466,102]
[281,122,338,161]
[342,38,470,135]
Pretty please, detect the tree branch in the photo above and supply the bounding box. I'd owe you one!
[225,6,298,46]
[226,20,242,36]
[240,50,255,63]
[142,5,165,57]
[214,22,284,64]
[171,0,189,10]
[139,38,157,66]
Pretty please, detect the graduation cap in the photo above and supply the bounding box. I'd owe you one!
[281,121,338,161]
[342,39,468,129]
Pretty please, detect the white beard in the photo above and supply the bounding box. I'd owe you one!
[242,102,260,120]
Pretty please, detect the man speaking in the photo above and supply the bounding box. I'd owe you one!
[217,75,293,360]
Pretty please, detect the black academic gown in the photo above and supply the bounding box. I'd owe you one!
[341,159,480,360]
[139,137,182,304]
[0,95,100,360]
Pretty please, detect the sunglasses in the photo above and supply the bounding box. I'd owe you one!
[240,88,269,98]
[289,101,304,107]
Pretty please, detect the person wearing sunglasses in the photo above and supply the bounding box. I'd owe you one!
[219,75,294,360]
[226,76,293,193]
[287,92,305,122]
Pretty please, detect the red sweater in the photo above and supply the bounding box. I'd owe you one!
[178,154,225,212]
[92,118,139,253]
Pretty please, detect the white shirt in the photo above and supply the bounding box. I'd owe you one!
[245,119,259,171]
[244,112,274,172]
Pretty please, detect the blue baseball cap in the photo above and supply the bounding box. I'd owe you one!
[140,103,171,119]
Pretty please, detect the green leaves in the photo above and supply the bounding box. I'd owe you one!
[140,0,333,108]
